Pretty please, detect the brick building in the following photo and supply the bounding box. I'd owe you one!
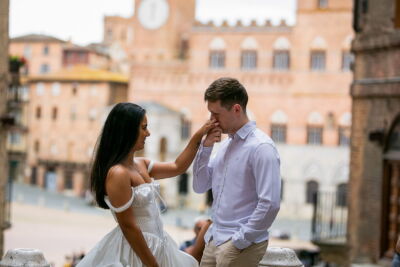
[348,0,400,264]
[8,35,121,196]
[105,0,354,216]
[26,66,128,196]
[9,0,355,231]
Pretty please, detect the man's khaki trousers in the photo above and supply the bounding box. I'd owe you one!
[200,239,268,267]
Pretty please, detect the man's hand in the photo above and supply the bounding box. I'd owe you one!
[203,126,222,147]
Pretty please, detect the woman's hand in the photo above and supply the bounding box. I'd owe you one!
[197,119,219,137]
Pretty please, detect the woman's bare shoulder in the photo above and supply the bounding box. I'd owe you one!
[107,164,132,186]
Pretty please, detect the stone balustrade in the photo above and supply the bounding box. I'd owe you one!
[0,247,304,267]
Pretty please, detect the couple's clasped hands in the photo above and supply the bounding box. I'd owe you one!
[199,119,222,147]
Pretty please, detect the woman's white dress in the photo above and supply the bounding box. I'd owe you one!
[77,168,198,267]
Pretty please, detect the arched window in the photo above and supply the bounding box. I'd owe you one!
[64,170,74,190]
[342,51,354,71]
[240,37,258,70]
[310,37,327,71]
[209,38,226,69]
[307,112,324,145]
[210,51,225,68]
[310,51,326,71]
[318,0,328,9]
[338,112,351,146]
[306,180,319,204]
[52,107,58,120]
[241,50,257,69]
[270,110,288,143]
[336,183,347,207]
[52,83,61,96]
[34,140,40,153]
[273,37,290,70]
[181,116,191,140]
[36,106,41,119]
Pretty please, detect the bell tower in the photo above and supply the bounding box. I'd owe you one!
[131,0,195,63]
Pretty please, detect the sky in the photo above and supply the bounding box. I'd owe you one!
[10,0,296,46]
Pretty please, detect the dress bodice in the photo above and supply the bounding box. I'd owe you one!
[78,160,199,267]
[105,180,166,239]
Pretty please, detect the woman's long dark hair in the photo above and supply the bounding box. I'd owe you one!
[90,102,146,209]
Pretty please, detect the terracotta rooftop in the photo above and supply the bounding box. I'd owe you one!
[28,65,128,83]
[11,34,66,43]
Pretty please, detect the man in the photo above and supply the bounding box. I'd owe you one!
[180,217,212,263]
[193,77,281,267]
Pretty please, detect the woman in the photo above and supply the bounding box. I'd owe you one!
[77,103,218,267]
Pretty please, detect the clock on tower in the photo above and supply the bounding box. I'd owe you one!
[138,0,170,30]
[132,0,195,62]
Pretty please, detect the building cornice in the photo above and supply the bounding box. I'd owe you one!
[351,78,400,98]
[352,31,400,52]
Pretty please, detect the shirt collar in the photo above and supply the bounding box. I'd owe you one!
[229,121,256,140]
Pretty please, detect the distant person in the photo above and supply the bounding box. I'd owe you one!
[63,255,72,267]
[180,217,212,263]
[77,103,218,267]
[193,78,281,267]
[393,234,400,267]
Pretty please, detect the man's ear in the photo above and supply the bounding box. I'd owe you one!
[233,104,241,113]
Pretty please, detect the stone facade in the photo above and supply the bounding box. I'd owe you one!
[9,1,355,227]
[104,0,354,215]
[26,66,128,196]
[349,0,400,264]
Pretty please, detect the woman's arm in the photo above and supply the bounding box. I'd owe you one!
[146,119,218,179]
[106,167,159,267]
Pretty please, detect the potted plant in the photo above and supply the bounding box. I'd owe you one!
[9,55,26,73]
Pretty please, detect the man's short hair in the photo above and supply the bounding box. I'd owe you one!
[204,77,248,111]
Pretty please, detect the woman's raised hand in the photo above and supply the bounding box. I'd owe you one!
[198,119,219,136]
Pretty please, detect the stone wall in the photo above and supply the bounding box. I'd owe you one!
[349,0,400,263]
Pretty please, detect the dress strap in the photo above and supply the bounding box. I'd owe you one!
[104,187,135,213]
[147,160,154,173]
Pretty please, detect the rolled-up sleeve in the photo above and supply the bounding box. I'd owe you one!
[232,143,281,249]
[193,144,214,193]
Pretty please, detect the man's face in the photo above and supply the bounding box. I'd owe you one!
[207,100,235,134]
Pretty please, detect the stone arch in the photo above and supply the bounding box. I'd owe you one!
[273,37,291,50]
[241,37,258,50]
[209,37,226,50]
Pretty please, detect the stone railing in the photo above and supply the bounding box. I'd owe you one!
[0,247,304,267]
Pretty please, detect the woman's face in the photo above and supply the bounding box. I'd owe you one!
[133,115,150,152]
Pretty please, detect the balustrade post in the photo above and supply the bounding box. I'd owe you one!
[0,248,50,267]
[259,247,304,267]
